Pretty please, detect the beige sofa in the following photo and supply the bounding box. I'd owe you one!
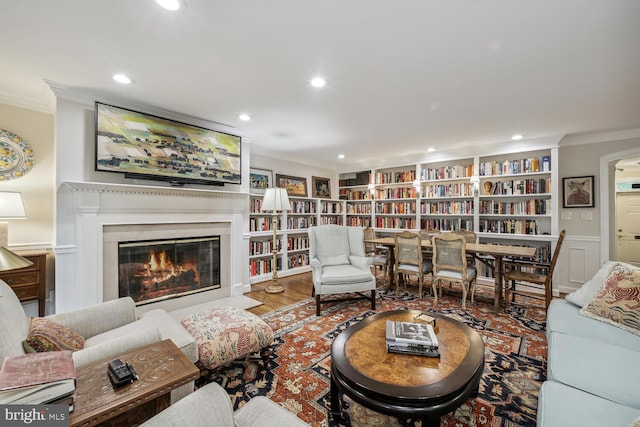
[141,382,308,427]
[0,279,197,401]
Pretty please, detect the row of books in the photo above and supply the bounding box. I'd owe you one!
[479,156,551,176]
[320,216,343,225]
[375,170,417,184]
[421,200,474,215]
[479,199,551,216]
[423,182,474,198]
[0,351,76,409]
[421,164,474,181]
[386,319,440,357]
[483,178,551,196]
[375,202,417,215]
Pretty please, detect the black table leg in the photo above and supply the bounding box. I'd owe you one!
[421,414,441,427]
[330,372,342,420]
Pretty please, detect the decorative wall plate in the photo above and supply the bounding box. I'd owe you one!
[0,129,35,181]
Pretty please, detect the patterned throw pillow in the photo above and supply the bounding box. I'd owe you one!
[22,317,85,353]
[580,264,640,336]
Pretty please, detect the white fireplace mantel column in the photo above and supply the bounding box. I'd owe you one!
[55,181,250,313]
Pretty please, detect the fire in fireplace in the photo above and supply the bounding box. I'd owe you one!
[118,235,221,305]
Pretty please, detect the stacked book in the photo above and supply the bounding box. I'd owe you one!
[386,319,440,357]
[0,350,76,410]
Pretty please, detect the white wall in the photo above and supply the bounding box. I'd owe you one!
[556,136,640,293]
[250,153,339,197]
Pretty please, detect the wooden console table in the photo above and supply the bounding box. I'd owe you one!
[70,339,199,427]
[0,250,47,316]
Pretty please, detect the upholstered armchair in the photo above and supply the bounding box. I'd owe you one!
[308,225,376,315]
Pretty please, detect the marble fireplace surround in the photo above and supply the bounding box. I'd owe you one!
[55,181,249,314]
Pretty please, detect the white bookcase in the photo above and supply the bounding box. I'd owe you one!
[249,195,345,284]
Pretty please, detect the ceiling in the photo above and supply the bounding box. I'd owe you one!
[1,0,640,171]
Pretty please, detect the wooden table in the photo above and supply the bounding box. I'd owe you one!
[70,339,199,427]
[331,309,485,426]
[366,237,536,310]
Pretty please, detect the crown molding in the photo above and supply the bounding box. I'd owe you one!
[560,128,640,146]
[0,85,55,114]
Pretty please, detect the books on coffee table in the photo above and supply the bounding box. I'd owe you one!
[386,320,440,357]
[0,350,76,406]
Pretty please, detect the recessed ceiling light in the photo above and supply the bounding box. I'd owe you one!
[427,147,435,152]
[310,77,326,88]
[338,154,345,159]
[113,74,133,84]
[156,0,181,11]
[238,114,251,121]
[512,134,524,140]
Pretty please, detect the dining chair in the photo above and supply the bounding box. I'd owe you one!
[503,230,566,310]
[363,227,389,285]
[432,233,477,309]
[393,231,433,297]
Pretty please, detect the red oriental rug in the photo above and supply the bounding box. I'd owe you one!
[206,288,547,426]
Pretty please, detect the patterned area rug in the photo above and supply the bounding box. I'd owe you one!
[206,288,547,426]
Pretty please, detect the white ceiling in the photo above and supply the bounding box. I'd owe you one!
[1,0,639,171]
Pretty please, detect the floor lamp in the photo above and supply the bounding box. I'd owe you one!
[261,187,291,294]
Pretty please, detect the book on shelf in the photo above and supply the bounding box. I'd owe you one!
[385,320,440,357]
[0,350,76,405]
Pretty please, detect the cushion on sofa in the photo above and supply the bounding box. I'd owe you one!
[547,299,640,351]
[565,261,618,307]
[537,381,640,427]
[23,317,84,352]
[84,309,198,363]
[580,264,640,336]
[547,331,640,410]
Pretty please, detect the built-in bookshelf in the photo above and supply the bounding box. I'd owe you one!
[337,148,560,284]
[249,195,345,283]
[477,149,553,238]
[419,159,474,232]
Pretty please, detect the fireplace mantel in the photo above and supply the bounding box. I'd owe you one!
[55,181,250,314]
[62,181,247,201]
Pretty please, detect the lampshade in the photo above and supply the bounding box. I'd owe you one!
[0,192,27,219]
[261,188,291,212]
[0,247,33,271]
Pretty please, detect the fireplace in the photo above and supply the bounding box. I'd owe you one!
[56,181,249,314]
[118,236,221,305]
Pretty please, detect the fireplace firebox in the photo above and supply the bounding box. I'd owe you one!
[118,236,221,305]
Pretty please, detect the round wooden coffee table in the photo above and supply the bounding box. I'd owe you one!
[330,309,485,427]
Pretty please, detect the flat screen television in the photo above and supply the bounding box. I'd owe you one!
[95,102,241,186]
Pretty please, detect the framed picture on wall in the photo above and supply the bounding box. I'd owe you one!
[312,176,331,198]
[276,174,307,197]
[563,175,595,208]
[249,167,272,194]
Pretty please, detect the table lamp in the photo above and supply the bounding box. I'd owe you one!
[260,188,291,294]
[0,192,27,248]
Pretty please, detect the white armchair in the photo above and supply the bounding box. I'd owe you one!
[308,225,376,315]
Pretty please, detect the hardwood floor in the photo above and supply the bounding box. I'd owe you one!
[246,272,314,316]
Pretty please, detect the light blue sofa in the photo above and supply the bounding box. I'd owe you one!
[537,262,640,427]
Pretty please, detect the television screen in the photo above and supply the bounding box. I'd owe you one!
[95,102,241,186]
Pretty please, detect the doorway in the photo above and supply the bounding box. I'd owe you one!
[600,146,640,265]
[614,157,640,266]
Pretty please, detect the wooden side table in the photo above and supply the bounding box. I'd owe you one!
[0,250,47,316]
[70,339,199,427]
